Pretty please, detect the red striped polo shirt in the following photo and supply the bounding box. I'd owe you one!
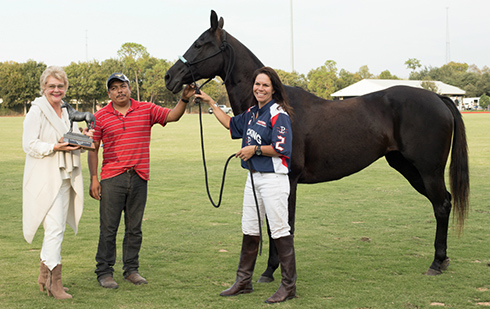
[93,98,171,181]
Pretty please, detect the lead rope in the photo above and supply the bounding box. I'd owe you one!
[195,88,263,255]
[245,160,263,256]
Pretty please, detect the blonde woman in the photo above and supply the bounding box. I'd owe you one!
[23,66,92,299]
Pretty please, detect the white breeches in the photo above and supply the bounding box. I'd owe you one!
[41,179,71,270]
[242,172,291,239]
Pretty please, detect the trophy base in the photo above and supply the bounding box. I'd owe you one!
[63,132,95,151]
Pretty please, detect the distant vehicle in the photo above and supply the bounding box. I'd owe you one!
[208,104,232,114]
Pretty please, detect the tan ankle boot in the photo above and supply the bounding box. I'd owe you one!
[38,261,69,292]
[38,260,48,292]
[46,264,72,299]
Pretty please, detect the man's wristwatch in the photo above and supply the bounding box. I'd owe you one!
[181,97,189,103]
[255,145,262,156]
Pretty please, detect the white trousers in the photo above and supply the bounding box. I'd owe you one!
[41,179,71,270]
[242,172,291,239]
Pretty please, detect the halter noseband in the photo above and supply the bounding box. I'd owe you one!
[178,30,236,90]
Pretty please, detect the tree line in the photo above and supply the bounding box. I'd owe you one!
[1,43,489,115]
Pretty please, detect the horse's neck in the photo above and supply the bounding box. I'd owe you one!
[222,36,263,114]
[64,104,74,113]
[224,79,253,114]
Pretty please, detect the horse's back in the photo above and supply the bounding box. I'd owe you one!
[286,87,395,182]
[370,86,455,160]
[287,85,455,183]
[370,86,454,118]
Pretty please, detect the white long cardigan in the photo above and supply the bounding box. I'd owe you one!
[22,96,84,244]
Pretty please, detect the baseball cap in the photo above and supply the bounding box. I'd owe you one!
[106,73,130,90]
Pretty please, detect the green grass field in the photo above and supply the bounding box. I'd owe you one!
[1,113,489,308]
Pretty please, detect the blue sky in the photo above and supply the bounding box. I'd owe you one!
[1,0,489,78]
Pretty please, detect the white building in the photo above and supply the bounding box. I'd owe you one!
[331,79,466,108]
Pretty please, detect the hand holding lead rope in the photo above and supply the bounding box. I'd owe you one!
[194,83,201,104]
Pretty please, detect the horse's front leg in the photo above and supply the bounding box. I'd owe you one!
[426,192,452,275]
[256,220,279,283]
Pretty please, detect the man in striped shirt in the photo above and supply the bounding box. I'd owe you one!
[88,73,194,289]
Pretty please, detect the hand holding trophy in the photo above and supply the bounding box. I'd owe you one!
[61,101,96,150]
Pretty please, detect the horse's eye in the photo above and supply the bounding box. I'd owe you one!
[194,42,201,49]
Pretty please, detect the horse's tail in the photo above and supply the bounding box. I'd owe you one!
[440,95,470,234]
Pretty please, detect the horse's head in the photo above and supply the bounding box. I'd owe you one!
[165,10,228,94]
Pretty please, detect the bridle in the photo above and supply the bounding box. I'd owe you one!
[178,29,236,91]
[178,30,262,255]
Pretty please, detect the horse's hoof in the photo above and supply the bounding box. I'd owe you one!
[425,268,442,276]
[257,276,274,283]
[425,258,450,275]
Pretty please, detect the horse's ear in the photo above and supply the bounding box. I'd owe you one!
[210,10,218,31]
[218,17,224,29]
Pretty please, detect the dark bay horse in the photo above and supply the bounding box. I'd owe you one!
[165,10,469,279]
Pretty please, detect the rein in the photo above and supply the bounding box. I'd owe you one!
[178,33,262,254]
[195,101,263,256]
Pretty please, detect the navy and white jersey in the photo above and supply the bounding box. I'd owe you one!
[229,99,292,174]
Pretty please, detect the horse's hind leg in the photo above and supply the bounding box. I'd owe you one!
[426,184,452,275]
[385,152,451,275]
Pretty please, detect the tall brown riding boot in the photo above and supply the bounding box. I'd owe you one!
[38,261,69,292]
[46,264,72,299]
[220,235,260,296]
[265,235,297,303]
